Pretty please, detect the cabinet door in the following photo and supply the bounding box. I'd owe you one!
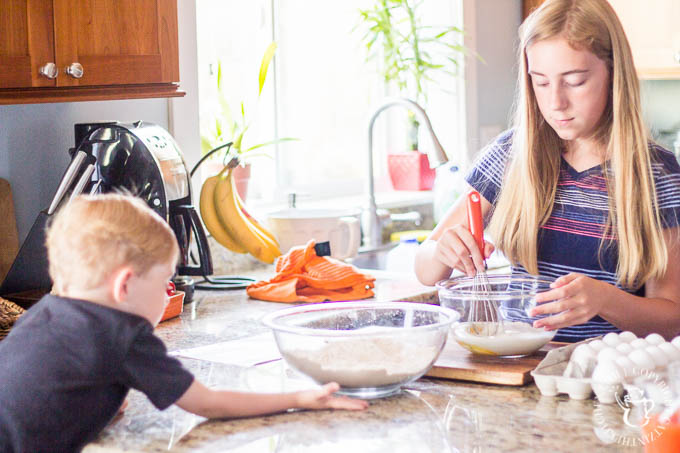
[609,0,680,79]
[0,0,56,88]
[53,0,179,87]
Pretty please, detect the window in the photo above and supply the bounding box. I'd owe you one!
[196,0,465,204]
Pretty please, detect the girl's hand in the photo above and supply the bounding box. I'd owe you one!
[295,383,368,411]
[529,273,614,330]
[433,225,495,277]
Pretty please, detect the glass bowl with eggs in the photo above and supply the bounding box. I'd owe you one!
[436,273,556,357]
[262,301,460,399]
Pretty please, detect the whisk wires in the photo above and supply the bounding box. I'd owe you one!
[466,190,503,336]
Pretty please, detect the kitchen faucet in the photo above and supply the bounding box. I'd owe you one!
[362,98,448,251]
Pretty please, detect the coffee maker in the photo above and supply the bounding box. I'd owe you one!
[0,121,212,304]
[74,121,213,300]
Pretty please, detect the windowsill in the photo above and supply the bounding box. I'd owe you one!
[250,190,434,216]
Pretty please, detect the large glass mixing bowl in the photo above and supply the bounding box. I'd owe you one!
[436,273,557,357]
[261,301,460,399]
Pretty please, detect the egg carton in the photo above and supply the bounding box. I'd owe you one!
[533,334,680,405]
[531,337,606,401]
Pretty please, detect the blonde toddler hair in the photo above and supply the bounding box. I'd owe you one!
[488,0,666,289]
[46,194,179,295]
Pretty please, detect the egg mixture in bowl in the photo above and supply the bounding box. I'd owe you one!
[437,274,556,357]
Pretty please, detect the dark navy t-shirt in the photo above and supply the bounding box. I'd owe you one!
[465,130,680,342]
[0,295,194,453]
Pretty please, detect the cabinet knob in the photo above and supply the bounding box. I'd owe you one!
[39,62,58,79]
[65,62,84,79]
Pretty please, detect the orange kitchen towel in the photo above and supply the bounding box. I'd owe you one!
[246,240,375,303]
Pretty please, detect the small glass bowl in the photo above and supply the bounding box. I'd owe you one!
[436,273,556,357]
[261,301,460,399]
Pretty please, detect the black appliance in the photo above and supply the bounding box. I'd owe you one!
[0,121,212,305]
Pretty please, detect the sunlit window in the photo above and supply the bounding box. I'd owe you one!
[196,0,465,203]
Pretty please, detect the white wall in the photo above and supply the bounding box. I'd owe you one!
[169,0,201,182]
[0,1,200,243]
[0,100,169,242]
[463,0,522,163]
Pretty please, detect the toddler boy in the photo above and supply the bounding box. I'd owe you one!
[0,194,366,453]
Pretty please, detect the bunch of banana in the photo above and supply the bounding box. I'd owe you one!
[199,174,247,254]
[199,166,281,264]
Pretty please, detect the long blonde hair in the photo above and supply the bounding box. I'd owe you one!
[488,0,666,289]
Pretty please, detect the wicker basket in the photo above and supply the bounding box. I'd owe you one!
[0,297,25,340]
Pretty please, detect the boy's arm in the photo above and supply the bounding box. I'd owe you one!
[175,379,367,419]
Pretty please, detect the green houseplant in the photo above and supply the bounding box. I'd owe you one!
[357,0,470,190]
[199,42,296,199]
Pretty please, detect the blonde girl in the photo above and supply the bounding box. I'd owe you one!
[415,0,680,341]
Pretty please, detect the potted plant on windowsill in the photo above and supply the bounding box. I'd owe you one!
[199,42,296,200]
[357,0,471,191]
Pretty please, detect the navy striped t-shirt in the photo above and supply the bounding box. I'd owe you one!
[465,130,680,342]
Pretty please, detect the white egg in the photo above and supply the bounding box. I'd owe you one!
[603,332,622,347]
[569,344,597,378]
[658,342,680,362]
[645,333,666,345]
[672,337,680,349]
[563,361,578,378]
[592,360,623,384]
[573,343,594,356]
[630,338,649,349]
[615,343,634,355]
[618,331,637,343]
[589,339,607,352]
[597,347,622,364]
[615,356,636,374]
[645,346,669,368]
[629,349,656,370]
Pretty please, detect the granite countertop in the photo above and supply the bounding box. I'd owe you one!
[85,269,642,453]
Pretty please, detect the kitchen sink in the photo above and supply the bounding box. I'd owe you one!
[349,243,512,273]
[348,244,397,270]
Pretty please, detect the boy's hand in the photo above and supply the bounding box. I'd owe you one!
[295,382,368,411]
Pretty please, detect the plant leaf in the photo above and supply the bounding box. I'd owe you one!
[258,42,278,96]
[214,60,235,134]
[243,137,299,153]
[238,151,275,165]
[200,136,215,155]
[233,125,249,153]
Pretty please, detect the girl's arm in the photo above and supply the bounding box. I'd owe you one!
[414,185,494,286]
[175,380,368,419]
[533,227,680,339]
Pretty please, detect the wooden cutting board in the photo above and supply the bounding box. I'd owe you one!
[0,178,19,283]
[425,338,567,386]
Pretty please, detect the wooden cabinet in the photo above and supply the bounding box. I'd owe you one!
[608,0,680,79]
[0,0,183,104]
[521,0,544,19]
[521,0,680,79]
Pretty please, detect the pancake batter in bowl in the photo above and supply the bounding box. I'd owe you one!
[453,321,555,357]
